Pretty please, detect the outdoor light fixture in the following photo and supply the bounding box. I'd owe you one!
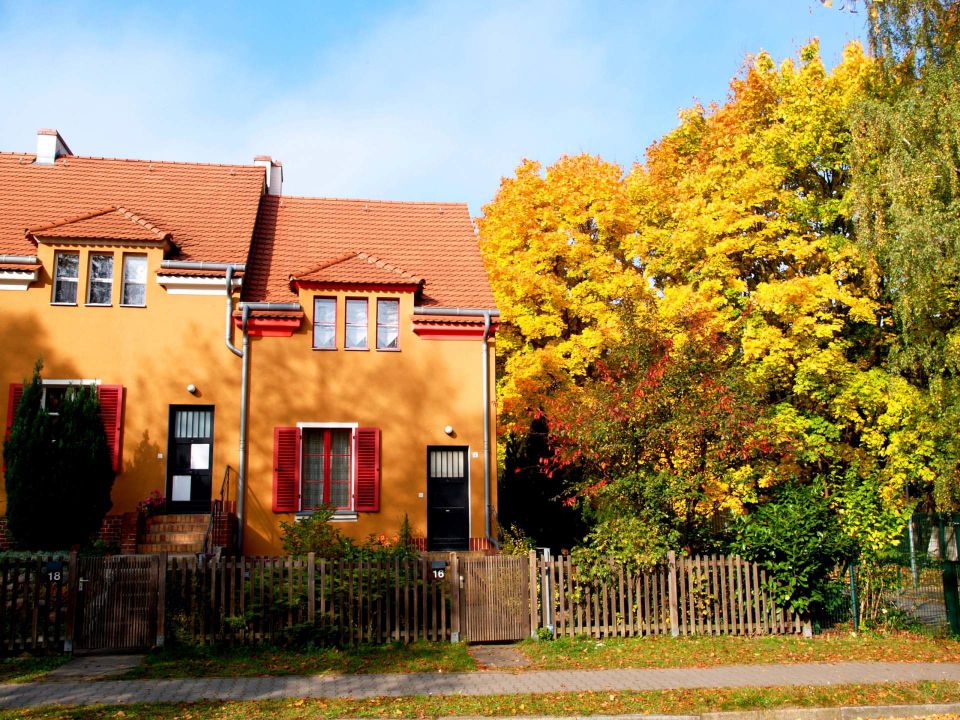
[187,384,198,395]
[444,425,454,436]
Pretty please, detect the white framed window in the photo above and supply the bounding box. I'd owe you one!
[86,254,114,306]
[301,427,354,511]
[345,298,368,349]
[312,297,337,349]
[52,251,79,305]
[40,379,100,416]
[121,254,147,307]
[376,298,400,350]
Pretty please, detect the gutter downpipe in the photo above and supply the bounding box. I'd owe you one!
[237,304,251,552]
[414,306,499,549]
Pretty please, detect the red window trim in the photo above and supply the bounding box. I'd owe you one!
[344,297,369,350]
[312,296,338,350]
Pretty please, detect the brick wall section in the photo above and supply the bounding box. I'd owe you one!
[119,512,140,555]
[212,501,237,553]
[98,515,123,548]
[0,517,12,550]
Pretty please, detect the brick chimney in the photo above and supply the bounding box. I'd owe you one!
[35,129,73,165]
[254,155,283,196]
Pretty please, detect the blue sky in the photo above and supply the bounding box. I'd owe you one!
[0,1,865,214]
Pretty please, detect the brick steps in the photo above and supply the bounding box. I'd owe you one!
[138,513,209,554]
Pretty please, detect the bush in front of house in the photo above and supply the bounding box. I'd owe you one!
[3,363,114,550]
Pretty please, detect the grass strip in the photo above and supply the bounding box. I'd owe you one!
[4,680,960,719]
[123,641,477,679]
[0,655,68,684]
[520,630,960,670]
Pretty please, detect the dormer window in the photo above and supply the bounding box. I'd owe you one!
[121,254,147,307]
[86,254,114,306]
[377,299,400,350]
[52,251,79,305]
[345,298,368,350]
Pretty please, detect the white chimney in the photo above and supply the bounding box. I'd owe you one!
[35,129,72,165]
[254,155,283,196]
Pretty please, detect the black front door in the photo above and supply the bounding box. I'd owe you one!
[166,406,214,514]
[427,446,469,551]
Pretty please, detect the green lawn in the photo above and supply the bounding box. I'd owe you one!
[519,630,960,670]
[5,681,960,719]
[123,641,476,679]
[0,655,68,684]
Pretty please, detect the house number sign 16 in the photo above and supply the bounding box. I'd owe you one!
[430,560,446,579]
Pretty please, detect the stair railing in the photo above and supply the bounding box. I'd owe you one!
[202,466,233,557]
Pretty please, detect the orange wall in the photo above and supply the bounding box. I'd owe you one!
[0,246,497,554]
[241,287,497,555]
[0,241,242,516]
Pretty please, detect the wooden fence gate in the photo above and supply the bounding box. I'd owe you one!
[75,555,163,653]
[460,555,530,642]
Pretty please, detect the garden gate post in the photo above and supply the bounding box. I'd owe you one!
[667,551,679,637]
[528,550,538,638]
[64,550,79,653]
[307,552,316,624]
[449,553,461,643]
[156,552,167,648]
[939,517,960,636]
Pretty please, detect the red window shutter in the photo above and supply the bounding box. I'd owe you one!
[5,384,23,437]
[273,426,300,512]
[96,385,124,473]
[3,384,24,473]
[355,427,381,512]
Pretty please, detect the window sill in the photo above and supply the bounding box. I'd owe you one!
[50,302,77,307]
[294,510,358,522]
[312,346,338,351]
[376,347,401,352]
[119,304,147,308]
[344,347,369,351]
[85,303,112,308]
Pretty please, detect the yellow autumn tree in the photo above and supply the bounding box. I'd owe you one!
[478,154,647,431]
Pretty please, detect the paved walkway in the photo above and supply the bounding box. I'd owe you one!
[2,662,960,709]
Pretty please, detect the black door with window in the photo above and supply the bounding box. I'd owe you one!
[166,406,214,514]
[427,446,469,551]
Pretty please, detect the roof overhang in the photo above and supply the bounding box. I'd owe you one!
[0,263,40,291]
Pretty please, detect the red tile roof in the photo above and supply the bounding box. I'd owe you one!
[27,206,170,243]
[0,153,265,263]
[291,251,423,286]
[246,197,496,308]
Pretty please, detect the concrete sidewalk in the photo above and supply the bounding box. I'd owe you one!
[1,661,960,709]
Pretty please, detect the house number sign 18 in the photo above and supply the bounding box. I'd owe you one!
[46,561,64,583]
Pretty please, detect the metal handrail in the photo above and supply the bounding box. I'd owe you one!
[202,466,233,556]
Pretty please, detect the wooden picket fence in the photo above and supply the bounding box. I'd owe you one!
[0,549,803,654]
[534,552,803,639]
[166,555,450,645]
[0,555,70,654]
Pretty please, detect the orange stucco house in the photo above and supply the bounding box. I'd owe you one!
[0,129,499,556]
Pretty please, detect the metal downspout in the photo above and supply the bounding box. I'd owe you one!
[481,311,496,549]
[225,267,242,358]
[237,305,251,553]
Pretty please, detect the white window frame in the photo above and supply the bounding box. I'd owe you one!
[312,297,337,350]
[376,298,400,351]
[39,378,100,416]
[51,251,80,305]
[85,253,114,306]
[344,298,368,350]
[296,422,359,519]
[120,253,148,307]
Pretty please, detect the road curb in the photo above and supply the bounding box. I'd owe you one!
[426,705,960,720]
